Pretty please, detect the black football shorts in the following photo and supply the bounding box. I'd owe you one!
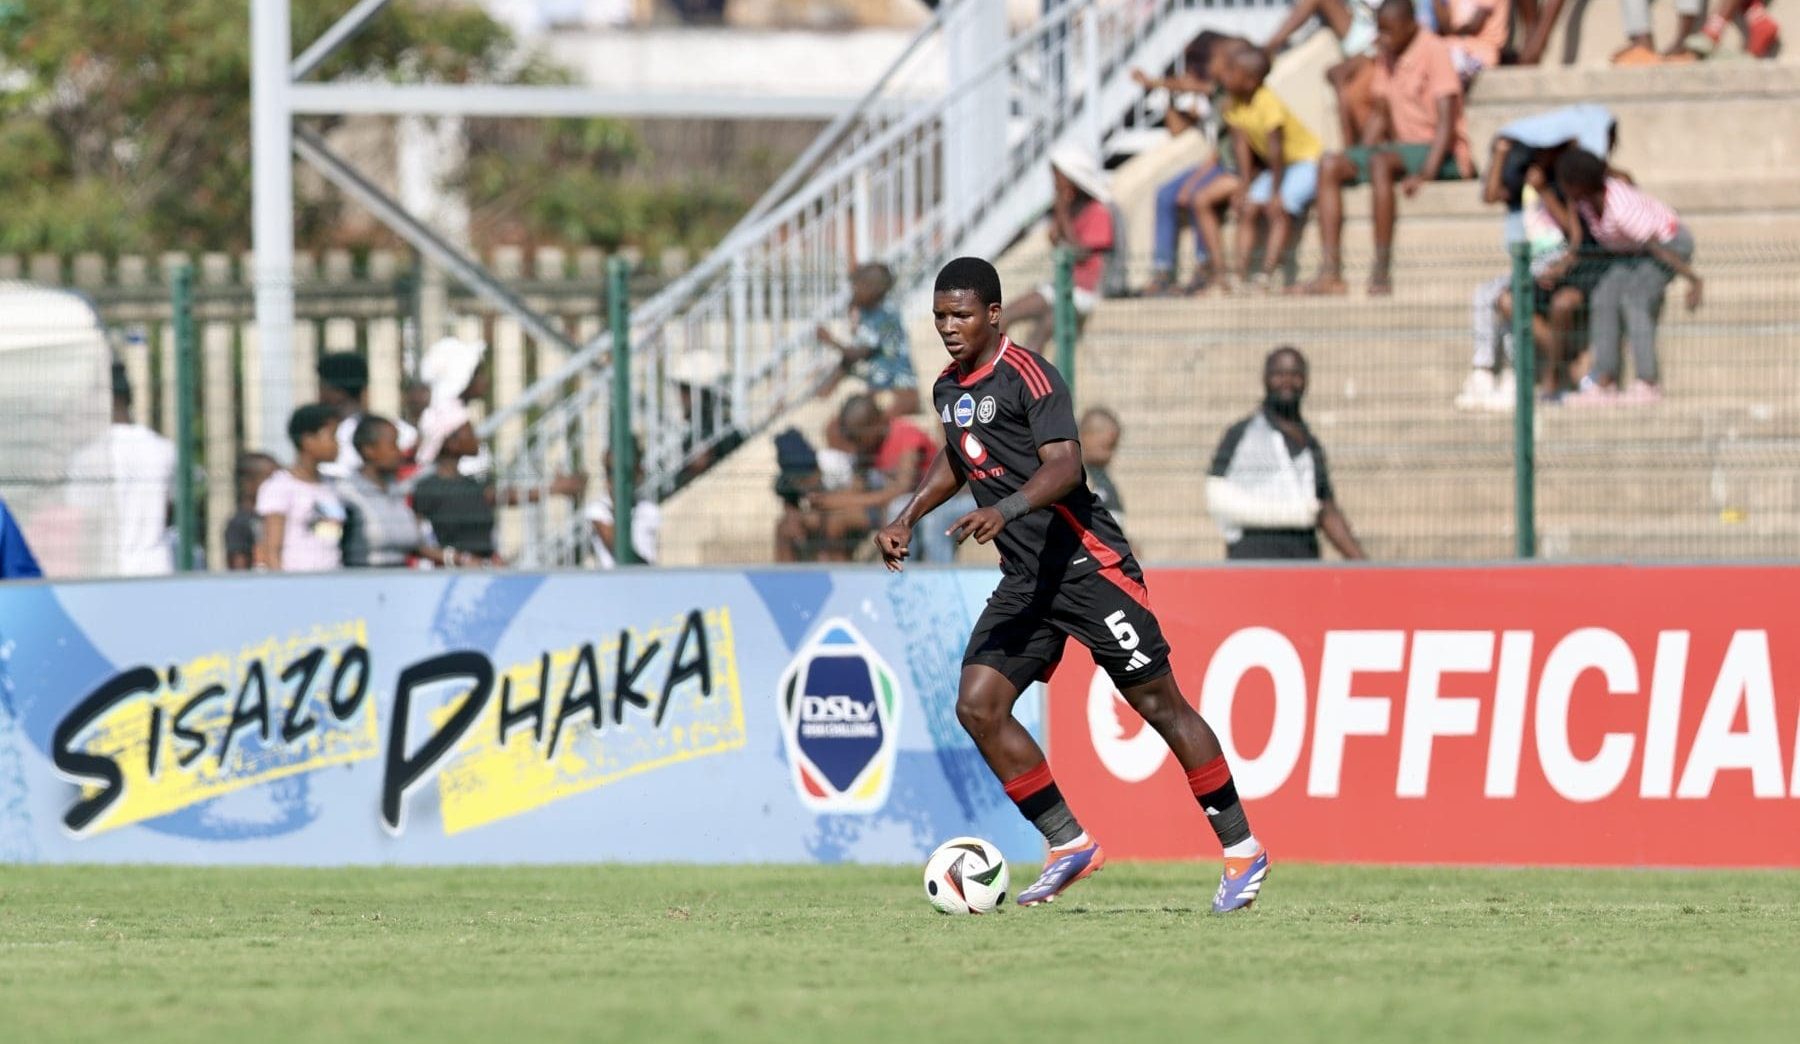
[962,556,1173,692]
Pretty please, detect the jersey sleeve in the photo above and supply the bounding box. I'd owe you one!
[1209,419,1250,478]
[1024,357,1080,447]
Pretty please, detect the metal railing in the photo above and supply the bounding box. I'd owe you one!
[485,0,1292,567]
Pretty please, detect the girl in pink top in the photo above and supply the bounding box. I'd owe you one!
[1548,150,1703,405]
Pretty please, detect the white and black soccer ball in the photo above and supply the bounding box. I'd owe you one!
[923,837,1010,914]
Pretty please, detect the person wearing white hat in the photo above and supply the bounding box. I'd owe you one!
[998,144,1116,354]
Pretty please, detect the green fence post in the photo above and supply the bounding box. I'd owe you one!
[608,256,637,565]
[1510,242,1537,559]
[1053,246,1077,400]
[171,265,200,572]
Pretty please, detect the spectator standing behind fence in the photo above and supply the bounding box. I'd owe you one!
[316,352,418,480]
[1550,150,1702,407]
[1305,0,1475,297]
[256,405,347,572]
[587,439,661,568]
[1219,47,1323,292]
[999,145,1115,353]
[413,416,504,566]
[0,496,43,579]
[67,364,175,576]
[1080,407,1126,532]
[336,416,444,569]
[815,263,920,418]
[1207,347,1365,560]
[1133,32,1250,295]
[224,452,277,570]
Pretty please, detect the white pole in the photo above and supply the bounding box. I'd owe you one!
[252,0,296,460]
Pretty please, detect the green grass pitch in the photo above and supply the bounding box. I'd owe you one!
[2,863,1796,1042]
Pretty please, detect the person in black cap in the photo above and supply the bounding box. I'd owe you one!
[317,352,416,479]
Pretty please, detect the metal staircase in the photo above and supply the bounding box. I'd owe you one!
[483,0,1296,567]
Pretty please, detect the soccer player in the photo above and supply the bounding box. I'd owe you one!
[874,257,1269,912]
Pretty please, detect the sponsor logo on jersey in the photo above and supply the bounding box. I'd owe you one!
[954,393,976,428]
[961,432,987,464]
[776,618,901,813]
[977,396,997,424]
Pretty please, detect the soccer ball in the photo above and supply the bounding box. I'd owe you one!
[922,836,1010,914]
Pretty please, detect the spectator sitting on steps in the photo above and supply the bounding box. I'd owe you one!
[999,145,1115,353]
[816,262,920,418]
[1430,0,1510,86]
[1207,347,1366,561]
[1219,46,1324,293]
[1302,0,1476,297]
[1548,150,1703,407]
[1261,0,1383,149]
[774,394,930,562]
[1685,0,1781,58]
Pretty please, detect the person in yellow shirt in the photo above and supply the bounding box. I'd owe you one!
[1220,48,1324,291]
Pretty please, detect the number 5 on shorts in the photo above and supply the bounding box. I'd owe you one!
[1105,609,1140,650]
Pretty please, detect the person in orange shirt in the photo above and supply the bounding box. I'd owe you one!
[1301,0,1475,296]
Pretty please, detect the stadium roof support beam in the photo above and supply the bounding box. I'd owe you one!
[291,0,391,81]
[288,83,852,120]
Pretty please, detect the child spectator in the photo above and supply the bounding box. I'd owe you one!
[224,452,277,570]
[1133,33,1250,295]
[336,416,443,568]
[1686,0,1780,57]
[1432,0,1510,84]
[999,145,1115,352]
[256,405,347,572]
[775,395,929,562]
[412,417,502,566]
[1219,47,1323,292]
[586,438,661,568]
[1080,407,1126,531]
[815,262,919,417]
[1550,150,1702,406]
[316,351,417,480]
[1304,0,1475,296]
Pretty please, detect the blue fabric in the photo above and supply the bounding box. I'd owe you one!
[1153,165,1215,270]
[0,500,42,579]
[1497,104,1617,158]
[1247,160,1321,217]
[849,303,917,391]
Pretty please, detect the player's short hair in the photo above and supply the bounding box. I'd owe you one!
[352,414,395,454]
[287,403,337,450]
[1265,345,1308,372]
[1377,0,1415,21]
[1554,148,1608,194]
[934,256,1003,308]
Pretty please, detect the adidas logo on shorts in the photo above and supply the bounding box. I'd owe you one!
[1124,651,1151,671]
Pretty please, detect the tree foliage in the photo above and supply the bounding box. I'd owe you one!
[0,1,755,255]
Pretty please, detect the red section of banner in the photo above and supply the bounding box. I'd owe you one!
[1045,566,1800,868]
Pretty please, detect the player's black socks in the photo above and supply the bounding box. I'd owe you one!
[1003,760,1084,848]
[1188,755,1254,850]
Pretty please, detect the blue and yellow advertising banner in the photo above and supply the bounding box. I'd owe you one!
[0,569,1042,864]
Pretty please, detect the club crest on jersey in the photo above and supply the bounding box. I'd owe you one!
[977,396,997,424]
[776,618,901,813]
[961,431,988,464]
[954,393,976,428]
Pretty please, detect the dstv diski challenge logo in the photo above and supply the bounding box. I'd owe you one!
[777,619,901,812]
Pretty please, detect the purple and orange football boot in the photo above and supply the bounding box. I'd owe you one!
[1211,847,1270,913]
[1016,838,1106,907]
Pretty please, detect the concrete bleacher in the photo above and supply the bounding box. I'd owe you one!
[658,21,1800,567]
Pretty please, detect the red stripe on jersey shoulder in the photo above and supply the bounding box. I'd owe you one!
[1003,349,1052,399]
[946,337,1019,388]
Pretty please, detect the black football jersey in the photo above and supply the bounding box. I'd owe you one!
[932,337,1132,581]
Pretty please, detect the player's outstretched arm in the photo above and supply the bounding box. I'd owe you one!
[875,448,965,572]
[949,440,1083,546]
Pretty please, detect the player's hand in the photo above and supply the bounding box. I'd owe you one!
[948,507,1006,546]
[1401,173,1426,198]
[874,521,913,572]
